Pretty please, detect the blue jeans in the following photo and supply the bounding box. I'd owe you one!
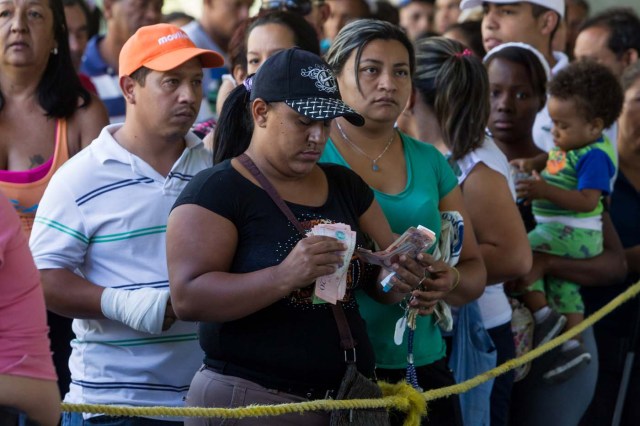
[62,413,183,426]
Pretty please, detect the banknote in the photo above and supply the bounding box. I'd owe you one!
[356,225,436,293]
[355,225,436,269]
[311,223,357,304]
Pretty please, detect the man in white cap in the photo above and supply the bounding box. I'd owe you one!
[30,24,223,425]
[460,0,566,152]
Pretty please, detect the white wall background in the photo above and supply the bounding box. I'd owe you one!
[589,0,640,14]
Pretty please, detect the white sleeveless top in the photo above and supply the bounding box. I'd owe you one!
[455,136,513,329]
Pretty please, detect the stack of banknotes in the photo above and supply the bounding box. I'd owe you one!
[311,224,437,303]
[311,223,357,304]
[356,226,436,292]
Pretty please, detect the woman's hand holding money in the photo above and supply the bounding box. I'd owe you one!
[275,236,347,292]
[384,255,426,293]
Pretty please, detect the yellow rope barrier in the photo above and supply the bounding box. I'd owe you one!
[61,280,640,425]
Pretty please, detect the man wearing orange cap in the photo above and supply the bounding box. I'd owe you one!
[29,24,223,426]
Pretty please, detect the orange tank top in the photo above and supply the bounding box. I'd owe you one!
[0,119,69,237]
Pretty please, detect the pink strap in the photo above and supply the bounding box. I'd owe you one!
[0,156,54,184]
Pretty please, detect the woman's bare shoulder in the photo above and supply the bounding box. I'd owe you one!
[67,94,109,154]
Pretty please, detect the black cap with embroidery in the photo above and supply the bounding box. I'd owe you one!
[249,48,365,126]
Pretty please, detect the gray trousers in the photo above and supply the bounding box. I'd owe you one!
[184,365,332,426]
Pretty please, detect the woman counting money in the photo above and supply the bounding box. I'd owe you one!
[167,48,429,425]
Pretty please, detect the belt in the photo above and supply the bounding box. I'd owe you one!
[203,361,337,400]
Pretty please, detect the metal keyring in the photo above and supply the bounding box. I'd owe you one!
[417,277,427,288]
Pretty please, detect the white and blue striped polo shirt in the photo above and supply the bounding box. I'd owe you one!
[30,124,212,412]
[81,36,125,123]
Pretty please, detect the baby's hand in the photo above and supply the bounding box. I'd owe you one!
[516,171,548,203]
[510,158,535,173]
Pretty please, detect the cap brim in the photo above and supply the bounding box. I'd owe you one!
[143,48,224,73]
[459,0,482,10]
[461,0,564,16]
[285,98,365,127]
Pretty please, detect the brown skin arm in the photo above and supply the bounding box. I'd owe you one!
[0,375,60,426]
[358,199,427,304]
[626,246,640,276]
[167,204,347,322]
[462,163,532,284]
[40,268,176,331]
[409,186,486,313]
[518,171,602,212]
[68,94,110,155]
[40,268,106,319]
[511,153,548,173]
[505,211,627,292]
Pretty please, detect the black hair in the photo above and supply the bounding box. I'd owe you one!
[567,0,589,14]
[62,0,99,40]
[578,7,640,59]
[326,19,415,94]
[548,60,624,128]
[372,0,400,26]
[249,11,320,56]
[227,17,255,79]
[228,11,320,79]
[163,11,195,24]
[414,36,489,160]
[62,0,90,24]
[531,4,561,47]
[400,0,434,6]
[129,66,152,86]
[0,0,92,118]
[444,20,486,58]
[483,45,548,112]
[622,60,640,93]
[213,83,254,164]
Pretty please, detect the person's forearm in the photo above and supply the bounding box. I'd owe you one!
[530,153,548,172]
[625,246,640,276]
[40,268,106,319]
[541,186,599,213]
[541,250,627,287]
[171,267,298,323]
[444,257,486,306]
[533,211,627,287]
[480,242,532,285]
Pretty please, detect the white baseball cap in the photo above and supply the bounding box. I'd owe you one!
[483,42,552,81]
[460,0,564,18]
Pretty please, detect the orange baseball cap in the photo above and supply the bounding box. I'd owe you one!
[119,23,225,78]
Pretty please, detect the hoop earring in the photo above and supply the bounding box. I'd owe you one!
[51,47,58,55]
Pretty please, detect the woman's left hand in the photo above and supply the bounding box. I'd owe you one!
[385,254,429,294]
[409,253,458,315]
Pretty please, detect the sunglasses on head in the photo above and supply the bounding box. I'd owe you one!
[260,0,314,16]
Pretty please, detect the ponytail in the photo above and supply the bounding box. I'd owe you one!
[414,37,489,161]
[433,52,488,160]
[213,82,254,164]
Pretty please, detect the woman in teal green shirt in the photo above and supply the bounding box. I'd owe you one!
[321,19,486,426]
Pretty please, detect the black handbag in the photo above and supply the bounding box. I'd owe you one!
[237,154,390,425]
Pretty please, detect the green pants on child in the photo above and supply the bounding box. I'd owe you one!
[528,221,603,314]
